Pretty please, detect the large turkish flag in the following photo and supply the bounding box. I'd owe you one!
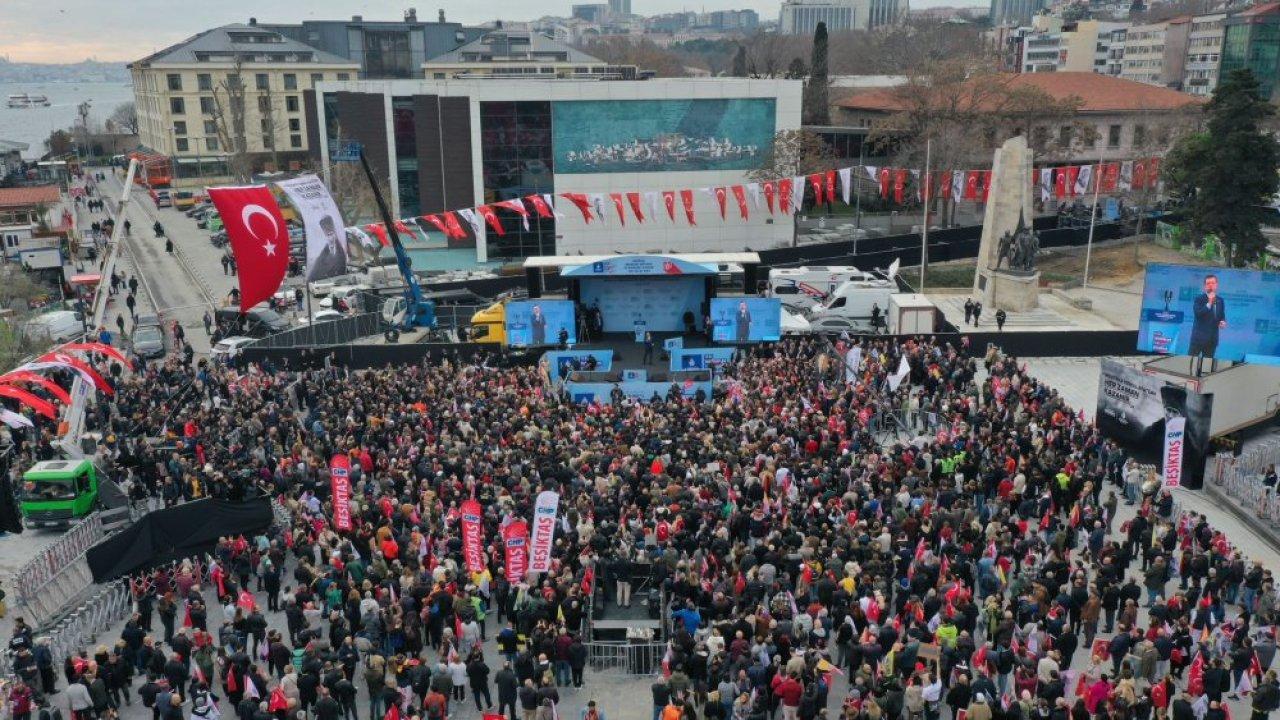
[208,185,290,312]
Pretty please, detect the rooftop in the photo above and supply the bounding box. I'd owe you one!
[130,24,358,67]
[425,30,604,65]
[837,72,1205,114]
[0,186,60,209]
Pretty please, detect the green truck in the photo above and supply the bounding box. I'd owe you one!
[20,460,100,528]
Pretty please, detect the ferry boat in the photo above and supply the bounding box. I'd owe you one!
[7,93,51,108]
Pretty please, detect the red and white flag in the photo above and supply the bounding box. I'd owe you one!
[495,199,530,230]
[626,192,646,223]
[207,185,289,312]
[608,193,628,226]
[460,497,486,574]
[526,194,555,219]
[662,191,678,221]
[731,185,749,220]
[679,189,696,225]
[330,454,353,531]
[559,193,594,223]
[713,187,729,220]
[476,205,505,236]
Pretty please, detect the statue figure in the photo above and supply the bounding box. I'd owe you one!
[995,210,1039,272]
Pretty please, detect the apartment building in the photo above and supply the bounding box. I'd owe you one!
[1021,20,1126,73]
[422,29,637,80]
[778,0,906,34]
[129,22,359,182]
[1119,17,1190,87]
[1183,13,1227,95]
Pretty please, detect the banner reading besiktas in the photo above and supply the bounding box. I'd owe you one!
[330,454,353,532]
[276,174,349,283]
[460,498,486,574]
[502,519,529,580]
[528,490,560,574]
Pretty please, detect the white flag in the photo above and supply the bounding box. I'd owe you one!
[643,191,662,221]
[791,176,805,213]
[839,168,853,205]
[542,193,564,219]
[951,171,963,201]
[456,208,484,236]
[276,174,348,283]
[1075,164,1094,196]
[888,354,911,392]
[1040,168,1053,203]
[746,182,762,210]
[0,409,32,429]
[865,166,880,182]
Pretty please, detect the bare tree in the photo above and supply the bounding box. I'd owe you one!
[208,59,251,181]
[578,37,689,77]
[748,130,838,245]
[325,159,393,264]
[742,31,808,79]
[108,102,139,135]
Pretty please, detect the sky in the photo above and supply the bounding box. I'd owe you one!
[2,0,975,64]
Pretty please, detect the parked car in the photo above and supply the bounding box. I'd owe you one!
[210,336,256,361]
[214,305,290,338]
[22,310,85,343]
[131,322,166,359]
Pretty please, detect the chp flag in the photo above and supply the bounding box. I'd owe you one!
[502,519,530,581]
[1163,416,1186,488]
[460,498,487,574]
[528,490,561,575]
[207,185,290,312]
[329,454,353,531]
[275,175,348,283]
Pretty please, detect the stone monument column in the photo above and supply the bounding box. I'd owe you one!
[972,135,1040,312]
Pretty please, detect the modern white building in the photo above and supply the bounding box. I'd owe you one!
[312,78,802,263]
[1183,12,1226,95]
[1120,17,1190,87]
[778,0,905,35]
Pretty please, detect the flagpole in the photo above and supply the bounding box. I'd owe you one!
[1083,151,1104,289]
[855,141,864,232]
[920,138,931,293]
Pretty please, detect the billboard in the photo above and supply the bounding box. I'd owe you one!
[552,99,776,174]
[1096,359,1214,488]
[710,298,782,343]
[1138,263,1280,362]
[505,300,576,348]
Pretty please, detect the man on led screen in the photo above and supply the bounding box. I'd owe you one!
[735,301,752,342]
[1188,274,1226,358]
[530,305,547,346]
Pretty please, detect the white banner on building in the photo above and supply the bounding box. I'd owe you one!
[528,490,561,574]
[275,175,348,283]
[1162,415,1186,487]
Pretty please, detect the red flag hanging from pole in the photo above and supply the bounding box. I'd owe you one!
[779,178,795,213]
[626,192,646,222]
[879,167,892,199]
[763,181,777,214]
[731,185,749,220]
[981,171,993,202]
[364,223,389,246]
[964,171,980,200]
[808,174,824,206]
[824,170,838,204]
[608,193,627,226]
[560,193,594,223]
[1133,160,1147,191]
[460,498,486,574]
[207,185,290,312]
[1102,163,1120,192]
[893,169,907,205]
[713,187,728,220]
[419,214,451,238]
[1147,157,1161,189]
[1054,168,1068,199]
[525,194,554,219]
[494,199,530,230]
[680,189,696,225]
[442,212,468,240]
[476,205,505,236]
[330,454,353,532]
[662,191,677,221]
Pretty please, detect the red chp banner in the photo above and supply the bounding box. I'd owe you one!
[502,520,530,580]
[330,454,353,532]
[207,185,290,312]
[460,498,487,574]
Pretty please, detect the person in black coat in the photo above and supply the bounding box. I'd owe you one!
[1203,659,1229,703]
[495,663,519,720]
[313,687,342,720]
[467,654,492,711]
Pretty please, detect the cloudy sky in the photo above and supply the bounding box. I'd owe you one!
[2,0,967,64]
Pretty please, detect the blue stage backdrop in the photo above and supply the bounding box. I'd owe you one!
[670,347,737,371]
[710,298,782,343]
[542,350,614,379]
[506,300,576,348]
[1137,263,1280,362]
[579,277,705,333]
[552,99,776,174]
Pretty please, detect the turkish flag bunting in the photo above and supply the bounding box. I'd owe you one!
[560,193,594,223]
[1103,163,1119,192]
[419,214,452,238]
[477,205,505,236]
[680,189,696,225]
[981,171,992,202]
[1066,166,1080,198]
[731,185,749,220]
[495,199,530,231]
[1147,158,1161,189]
[939,171,952,200]
[364,224,389,246]
[609,193,627,226]
[662,191,677,221]
[525,194,554,219]
[1133,160,1147,190]
[1054,168,1067,200]
[208,185,290,312]
[964,171,980,200]
[808,174,824,206]
[780,178,797,213]
[763,181,777,214]
[825,170,837,205]
[879,167,892,199]
[442,212,467,240]
[626,192,645,222]
[0,371,70,404]
[0,385,56,420]
[713,187,728,220]
[893,169,907,205]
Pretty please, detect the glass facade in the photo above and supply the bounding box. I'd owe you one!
[363,31,414,79]
[1222,21,1280,99]
[479,101,556,260]
[392,97,421,218]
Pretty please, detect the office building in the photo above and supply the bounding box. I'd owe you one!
[778,0,904,35]
[1120,17,1190,88]
[129,21,359,182]
[1221,2,1280,99]
[572,4,611,23]
[422,30,637,80]
[311,78,801,261]
[609,0,633,17]
[1183,12,1227,95]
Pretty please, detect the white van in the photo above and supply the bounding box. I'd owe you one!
[319,284,370,310]
[22,310,85,343]
[768,267,893,311]
[807,279,896,330]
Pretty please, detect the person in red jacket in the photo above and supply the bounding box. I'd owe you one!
[775,673,804,720]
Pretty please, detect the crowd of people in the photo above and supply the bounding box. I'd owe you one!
[1,334,1279,720]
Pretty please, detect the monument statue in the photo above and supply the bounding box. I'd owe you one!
[973,135,1041,312]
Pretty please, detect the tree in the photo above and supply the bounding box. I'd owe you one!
[1164,69,1279,266]
[45,129,73,157]
[324,159,392,264]
[803,23,830,125]
[786,57,807,79]
[109,102,139,135]
[579,37,688,77]
[748,130,838,245]
[208,60,251,181]
[731,44,748,78]
[742,31,808,78]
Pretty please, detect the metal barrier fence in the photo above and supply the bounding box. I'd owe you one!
[40,581,132,665]
[585,641,668,676]
[254,313,383,349]
[1207,452,1280,530]
[13,513,105,603]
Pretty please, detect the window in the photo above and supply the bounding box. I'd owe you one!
[206,137,220,151]
[288,118,300,131]
[1032,125,1048,148]
[166,73,182,91]
[1108,124,1122,147]
[290,134,302,148]
[255,73,269,90]
[284,73,297,90]
[200,96,216,114]
[170,97,185,114]
[285,96,299,113]
[1058,126,1072,147]
[204,120,217,135]
[198,73,212,91]
[310,73,323,85]
[337,72,350,81]
[175,138,189,152]
[173,121,187,135]
[433,73,446,79]
[261,118,272,134]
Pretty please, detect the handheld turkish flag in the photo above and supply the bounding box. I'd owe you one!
[207,185,289,312]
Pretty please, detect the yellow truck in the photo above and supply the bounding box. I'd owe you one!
[469,300,508,344]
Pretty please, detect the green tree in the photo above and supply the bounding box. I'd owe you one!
[803,22,830,125]
[731,44,747,78]
[1164,69,1279,266]
[786,57,807,79]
